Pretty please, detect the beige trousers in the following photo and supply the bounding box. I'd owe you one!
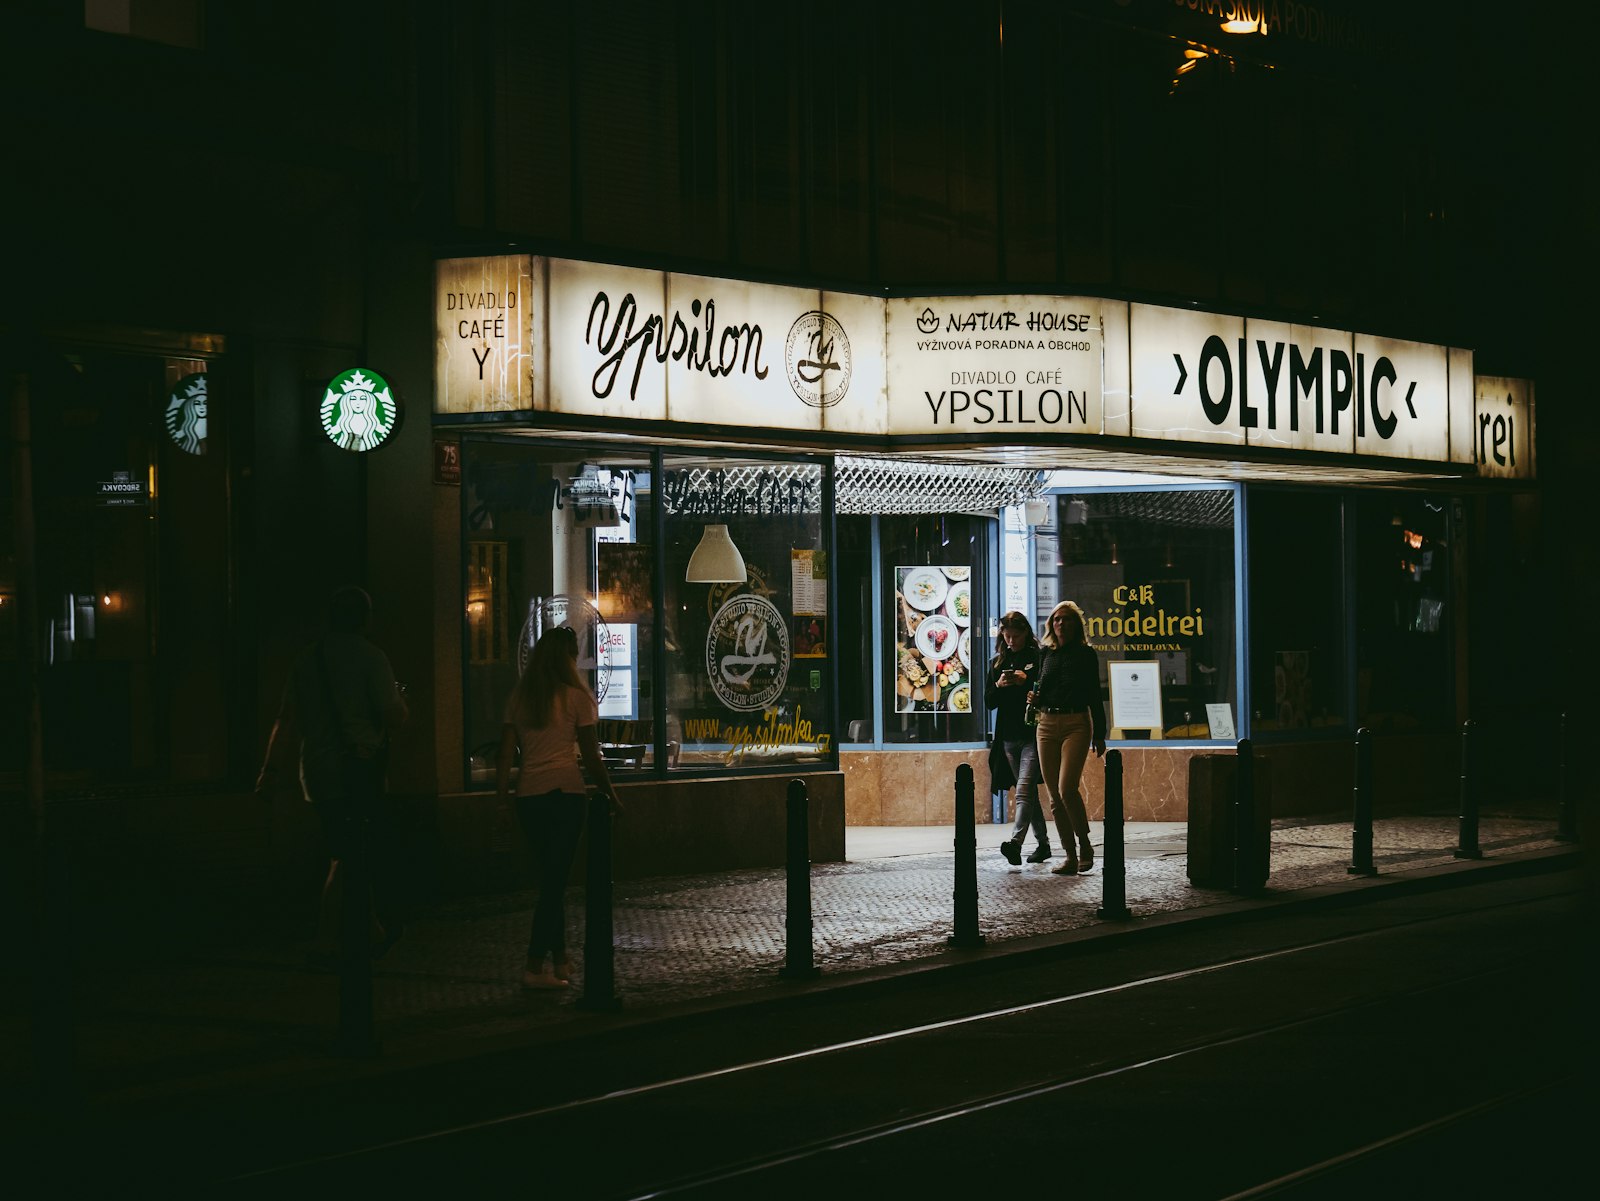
[1035,710,1092,852]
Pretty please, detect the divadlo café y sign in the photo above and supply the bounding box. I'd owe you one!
[434,255,1533,479]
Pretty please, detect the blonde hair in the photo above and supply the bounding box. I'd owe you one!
[1039,601,1087,649]
[512,625,583,728]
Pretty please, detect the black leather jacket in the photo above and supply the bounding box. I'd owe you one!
[1033,642,1108,742]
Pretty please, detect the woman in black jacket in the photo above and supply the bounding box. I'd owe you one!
[1030,600,1107,876]
[987,611,1051,865]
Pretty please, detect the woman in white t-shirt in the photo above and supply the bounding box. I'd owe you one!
[496,625,620,990]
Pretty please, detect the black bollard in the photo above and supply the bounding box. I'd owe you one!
[1232,738,1265,894]
[335,809,378,1057]
[779,779,820,980]
[577,789,622,1011]
[1454,719,1484,860]
[1097,750,1132,920]
[948,763,985,947]
[1349,727,1378,876]
[1556,712,1577,843]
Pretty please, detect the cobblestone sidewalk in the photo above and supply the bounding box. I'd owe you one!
[41,815,1571,1101]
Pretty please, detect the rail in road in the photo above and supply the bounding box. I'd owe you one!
[222,871,1590,1197]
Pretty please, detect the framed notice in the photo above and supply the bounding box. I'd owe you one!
[1205,703,1236,740]
[1108,660,1163,732]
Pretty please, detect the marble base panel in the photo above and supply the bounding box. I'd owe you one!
[840,748,992,825]
[843,734,1457,826]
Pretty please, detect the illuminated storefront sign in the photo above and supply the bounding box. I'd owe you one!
[320,367,400,452]
[1127,303,1453,461]
[1473,376,1535,479]
[434,255,1531,478]
[886,296,1107,436]
[164,372,209,455]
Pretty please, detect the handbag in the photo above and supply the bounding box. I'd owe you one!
[988,736,1016,792]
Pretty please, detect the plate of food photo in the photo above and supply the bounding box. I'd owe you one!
[901,567,948,612]
[958,628,971,668]
[944,581,971,627]
[942,565,971,581]
[948,683,972,713]
[914,614,959,661]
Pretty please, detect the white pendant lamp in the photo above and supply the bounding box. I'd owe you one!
[685,523,747,583]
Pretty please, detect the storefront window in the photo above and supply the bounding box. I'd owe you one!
[1354,493,1453,731]
[879,514,990,744]
[461,440,655,786]
[1247,489,1348,733]
[661,454,833,770]
[1053,487,1238,740]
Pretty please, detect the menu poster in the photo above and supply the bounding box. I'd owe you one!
[1108,660,1163,730]
[893,565,974,714]
[791,549,828,616]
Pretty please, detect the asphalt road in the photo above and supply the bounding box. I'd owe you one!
[142,867,1594,1197]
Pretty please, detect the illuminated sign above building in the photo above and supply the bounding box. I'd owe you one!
[1473,376,1535,480]
[434,255,1530,479]
[321,367,400,452]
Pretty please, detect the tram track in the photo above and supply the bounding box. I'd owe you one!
[230,878,1586,1194]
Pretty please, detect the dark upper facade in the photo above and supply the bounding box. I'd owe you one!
[0,0,1567,793]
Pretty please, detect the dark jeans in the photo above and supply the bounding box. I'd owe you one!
[514,789,587,961]
[1004,738,1047,847]
[319,751,400,928]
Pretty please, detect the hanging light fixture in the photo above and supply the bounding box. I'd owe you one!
[685,524,747,583]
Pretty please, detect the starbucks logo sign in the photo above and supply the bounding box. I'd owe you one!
[705,593,790,712]
[320,367,400,452]
[164,372,209,455]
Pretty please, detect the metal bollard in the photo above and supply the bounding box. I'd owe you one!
[779,779,820,980]
[1349,727,1378,876]
[1556,712,1577,843]
[1454,720,1484,860]
[948,763,985,947]
[1232,738,1264,894]
[577,789,622,1011]
[1097,750,1132,920]
[335,810,378,1058]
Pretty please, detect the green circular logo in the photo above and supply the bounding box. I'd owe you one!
[320,367,399,452]
[165,372,209,455]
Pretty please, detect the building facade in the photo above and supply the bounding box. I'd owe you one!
[2,1,1568,889]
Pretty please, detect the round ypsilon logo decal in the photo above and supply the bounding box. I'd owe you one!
[165,372,209,455]
[706,593,790,712]
[784,310,852,408]
[320,367,399,452]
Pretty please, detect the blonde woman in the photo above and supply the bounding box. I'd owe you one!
[496,625,620,989]
[1029,601,1107,875]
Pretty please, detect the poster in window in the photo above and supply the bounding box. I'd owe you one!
[792,616,827,658]
[598,542,652,625]
[1274,651,1311,728]
[894,566,972,713]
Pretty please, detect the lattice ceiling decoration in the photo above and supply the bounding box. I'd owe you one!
[1078,488,1235,528]
[836,456,1046,515]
